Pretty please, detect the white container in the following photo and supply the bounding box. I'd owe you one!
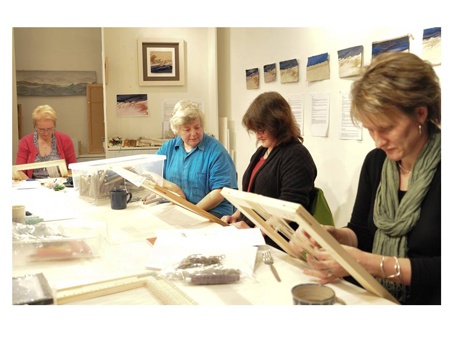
[13,219,107,266]
[69,154,165,203]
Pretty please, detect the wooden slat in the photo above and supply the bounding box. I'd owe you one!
[221,187,400,304]
[142,180,229,227]
[12,159,68,180]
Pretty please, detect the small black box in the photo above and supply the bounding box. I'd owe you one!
[13,273,54,305]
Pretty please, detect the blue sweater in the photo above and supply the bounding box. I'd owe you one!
[157,133,237,217]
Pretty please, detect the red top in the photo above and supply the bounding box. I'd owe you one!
[247,156,265,191]
[16,130,77,178]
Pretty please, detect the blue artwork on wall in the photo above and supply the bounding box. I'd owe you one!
[372,35,410,57]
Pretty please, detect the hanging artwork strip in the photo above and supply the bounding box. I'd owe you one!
[279,58,299,84]
[306,53,330,82]
[116,94,148,117]
[422,27,441,65]
[372,35,410,58]
[16,70,96,96]
[246,68,260,89]
[337,45,363,78]
[263,63,276,83]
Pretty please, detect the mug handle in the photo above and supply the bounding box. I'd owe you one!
[126,192,133,203]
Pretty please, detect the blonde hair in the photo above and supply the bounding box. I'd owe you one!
[32,104,57,127]
[350,52,440,133]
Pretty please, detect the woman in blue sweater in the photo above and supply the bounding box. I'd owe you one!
[155,100,237,218]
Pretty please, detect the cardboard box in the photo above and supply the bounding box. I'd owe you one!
[69,154,165,203]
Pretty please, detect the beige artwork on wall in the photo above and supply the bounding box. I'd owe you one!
[246,68,259,89]
[279,59,299,84]
[307,53,330,82]
[263,63,276,83]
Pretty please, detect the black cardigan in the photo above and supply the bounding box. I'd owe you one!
[347,148,441,305]
[241,140,317,249]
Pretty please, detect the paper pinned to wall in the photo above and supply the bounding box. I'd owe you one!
[310,92,330,137]
[339,92,362,140]
[288,94,304,136]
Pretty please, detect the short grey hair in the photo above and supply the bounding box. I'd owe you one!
[170,100,205,134]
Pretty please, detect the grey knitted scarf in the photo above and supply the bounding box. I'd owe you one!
[372,131,441,302]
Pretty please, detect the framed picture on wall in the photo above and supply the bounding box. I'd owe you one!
[137,38,185,86]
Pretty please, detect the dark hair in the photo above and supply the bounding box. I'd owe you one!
[242,91,303,144]
[350,52,440,133]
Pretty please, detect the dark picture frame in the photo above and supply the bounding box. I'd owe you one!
[137,38,185,86]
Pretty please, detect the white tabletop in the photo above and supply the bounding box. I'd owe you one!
[12,183,396,306]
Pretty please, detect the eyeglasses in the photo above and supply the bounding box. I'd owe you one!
[35,127,54,134]
[254,129,266,135]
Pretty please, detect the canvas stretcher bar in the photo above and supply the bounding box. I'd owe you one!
[221,187,399,304]
[12,159,69,180]
[110,166,229,227]
[142,179,229,227]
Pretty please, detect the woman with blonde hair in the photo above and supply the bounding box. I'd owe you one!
[289,52,441,305]
[16,104,77,179]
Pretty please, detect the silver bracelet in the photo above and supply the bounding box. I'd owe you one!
[380,255,401,279]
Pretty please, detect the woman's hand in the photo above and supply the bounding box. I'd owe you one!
[230,221,251,229]
[141,193,162,205]
[302,245,363,284]
[221,211,241,224]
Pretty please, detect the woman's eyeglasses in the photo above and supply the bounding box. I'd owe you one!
[35,128,54,134]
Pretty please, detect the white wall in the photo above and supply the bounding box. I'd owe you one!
[220,27,441,227]
[102,27,219,144]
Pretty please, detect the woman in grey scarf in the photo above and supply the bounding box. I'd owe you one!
[289,52,441,305]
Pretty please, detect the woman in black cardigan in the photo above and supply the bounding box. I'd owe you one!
[289,52,441,305]
[222,91,317,250]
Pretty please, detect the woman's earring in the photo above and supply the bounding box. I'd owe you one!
[419,124,422,136]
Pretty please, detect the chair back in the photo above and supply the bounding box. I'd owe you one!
[310,187,334,226]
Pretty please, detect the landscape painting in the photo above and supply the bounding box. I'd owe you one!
[246,68,259,89]
[116,94,148,117]
[16,70,96,96]
[422,27,441,65]
[138,39,185,86]
[306,52,330,82]
[263,63,276,83]
[279,58,299,84]
[338,45,363,78]
[372,35,410,58]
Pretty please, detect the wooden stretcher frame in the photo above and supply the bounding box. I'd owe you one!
[110,166,229,227]
[142,179,229,227]
[221,187,399,304]
[12,159,69,180]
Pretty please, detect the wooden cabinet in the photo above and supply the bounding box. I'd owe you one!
[87,84,105,154]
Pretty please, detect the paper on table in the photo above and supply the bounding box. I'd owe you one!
[13,180,42,189]
[146,227,266,275]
